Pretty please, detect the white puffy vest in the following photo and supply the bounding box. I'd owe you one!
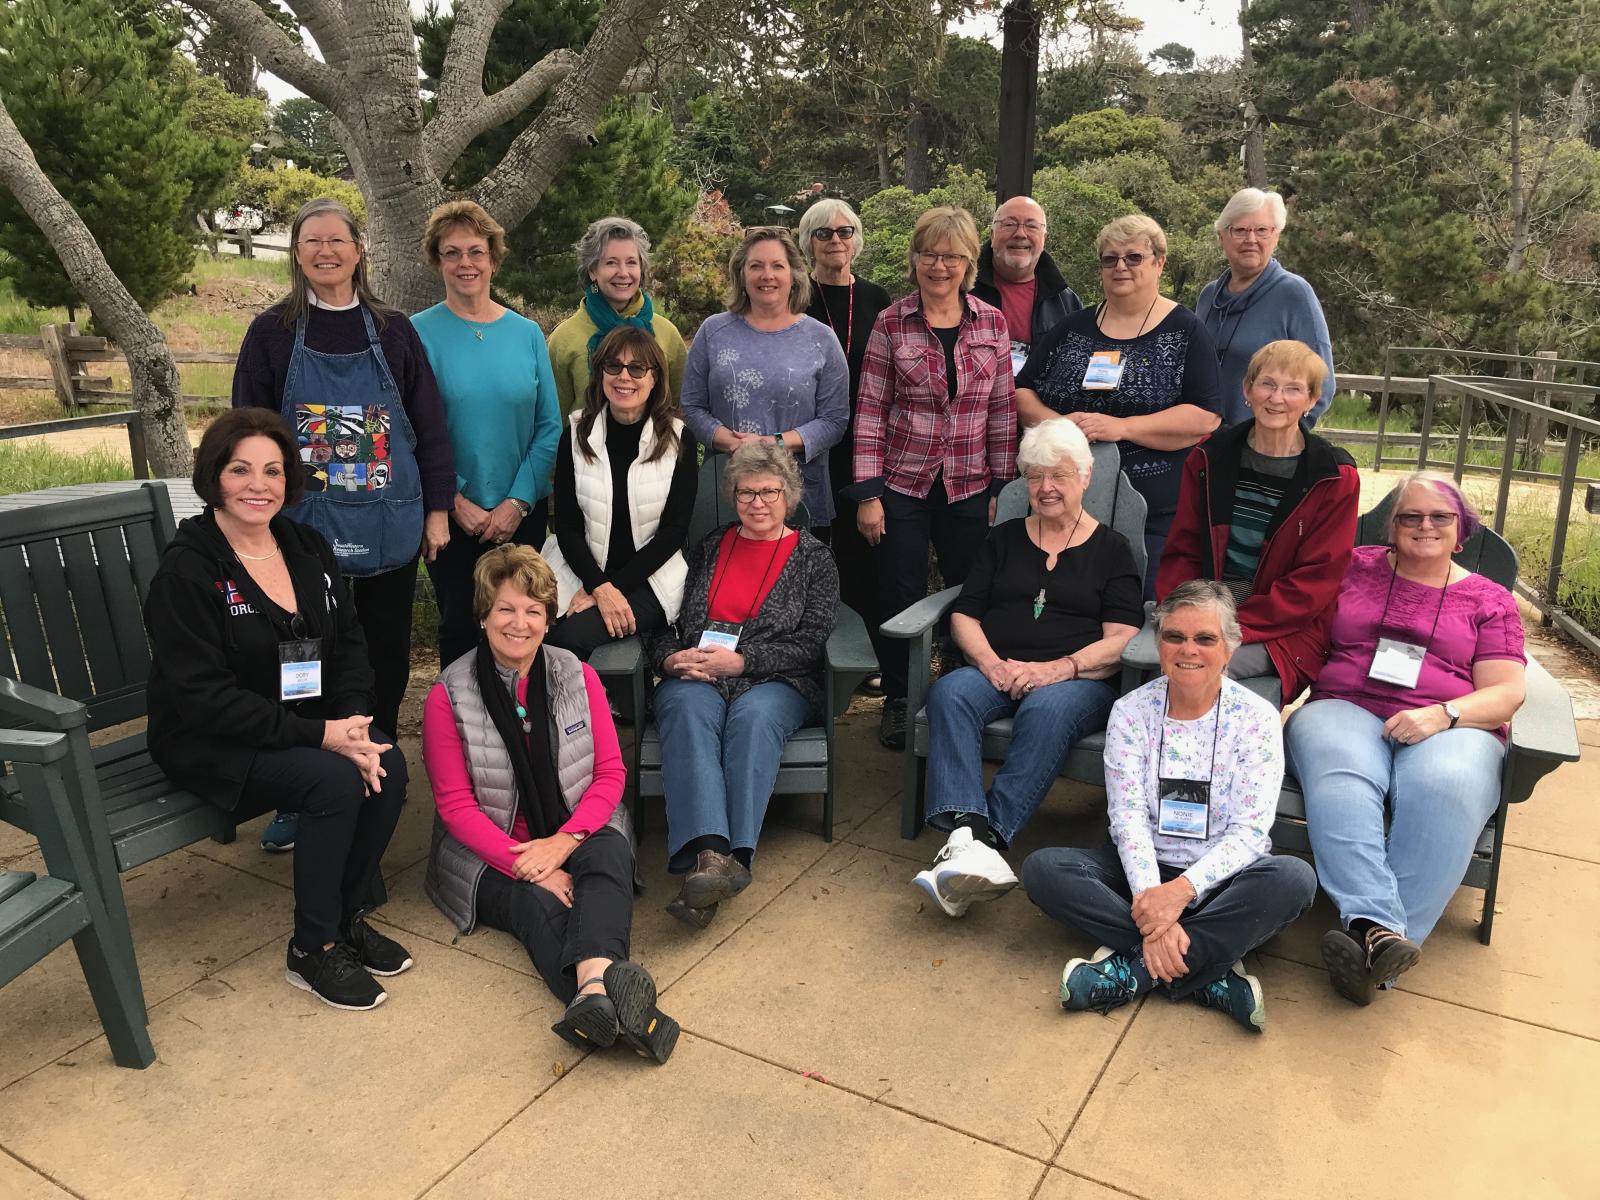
[541,412,687,622]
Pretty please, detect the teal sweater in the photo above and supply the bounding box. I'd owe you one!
[413,304,561,507]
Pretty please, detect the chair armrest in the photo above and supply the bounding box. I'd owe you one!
[0,728,70,765]
[1509,656,1580,763]
[827,606,878,675]
[588,635,643,679]
[0,677,87,732]
[1121,619,1159,674]
[880,585,962,641]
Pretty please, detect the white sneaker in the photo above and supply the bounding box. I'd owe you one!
[911,825,1019,917]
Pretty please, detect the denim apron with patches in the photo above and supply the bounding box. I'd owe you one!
[281,305,423,576]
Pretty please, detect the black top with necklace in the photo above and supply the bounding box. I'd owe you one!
[951,518,1144,662]
[809,276,892,505]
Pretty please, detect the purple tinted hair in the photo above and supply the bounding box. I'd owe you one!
[1388,471,1483,545]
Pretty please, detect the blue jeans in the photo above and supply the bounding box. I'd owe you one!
[654,678,814,872]
[1022,843,1316,1000]
[1286,698,1505,943]
[925,666,1116,848]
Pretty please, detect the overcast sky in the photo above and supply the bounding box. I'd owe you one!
[259,1,1241,104]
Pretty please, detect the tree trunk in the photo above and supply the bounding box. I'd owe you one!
[1350,0,1372,33]
[875,123,893,190]
[1239,4,1268,188]
[0,98,192,477]
[904,107,931,193]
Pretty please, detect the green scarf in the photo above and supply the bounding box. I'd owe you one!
[584,286,656,359]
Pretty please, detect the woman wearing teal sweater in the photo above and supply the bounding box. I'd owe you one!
[413,200,562,666]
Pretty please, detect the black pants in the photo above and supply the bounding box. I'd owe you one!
[830,501,884,672]
[237,735,409,952]
[431,510,549,669]
[545,583,667,660]
[1021,842,1317,1000]
[474,827,633,1004]
[875,477,989,699]
[348,561,420,738]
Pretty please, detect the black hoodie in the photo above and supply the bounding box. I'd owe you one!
[971,244,1085,345]
[144,509,374,810]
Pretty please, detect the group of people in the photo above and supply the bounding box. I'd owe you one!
[136,184,1525,1059]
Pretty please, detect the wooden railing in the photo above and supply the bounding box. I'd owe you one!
[0,325,233,408]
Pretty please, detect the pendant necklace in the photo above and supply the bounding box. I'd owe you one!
[1032,509,1085,620]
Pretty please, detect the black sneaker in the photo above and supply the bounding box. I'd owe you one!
[878,697,907,749]
[603,961,679,1064]
[286,940,386,1010]
[343,913,413,977]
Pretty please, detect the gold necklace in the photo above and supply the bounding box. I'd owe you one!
[233,542,281,561]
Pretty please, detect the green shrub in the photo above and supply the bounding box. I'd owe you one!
[855,166,996,297]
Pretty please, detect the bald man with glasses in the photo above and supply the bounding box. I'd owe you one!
[972,196,1085,375]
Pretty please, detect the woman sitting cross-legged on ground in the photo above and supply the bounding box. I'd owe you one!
[1286,472,1526,1006]
[541,326,697,663]
[648,441,840,929]
[1157,339,1359,696]
[1022,581,1317,1034]
[913,418,1143,917]
[421,545,678,1062]
[145,408,412,1012]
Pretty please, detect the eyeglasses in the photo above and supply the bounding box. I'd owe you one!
[1025,469,1080,486]
[441,247,489,264]
[811,226,856,241]
[734,487,783,505]
[1227,225,1276,240]
[1254,378,1309,401]
[994,218,1046,234]
[1160,631,1222,647]
[916,252,968,267]
[1099,253,1151,269]
[1395,511,1458,528]
[298,237,355,252]
[601,360,654,379]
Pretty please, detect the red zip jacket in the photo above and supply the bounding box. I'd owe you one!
[1157,420,1359,701]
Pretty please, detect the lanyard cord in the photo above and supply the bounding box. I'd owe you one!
[1094,293,1160,339]
[1031,509,1085,619]
[1378,553,1450,655]
[1157,684,1222,783]
[706,528,788,621]
[817,279,854,361]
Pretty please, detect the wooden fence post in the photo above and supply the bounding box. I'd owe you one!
[125,413,150,480]
[1520,350,1557,471]
[38,322,79,409]
[239,227,253,259]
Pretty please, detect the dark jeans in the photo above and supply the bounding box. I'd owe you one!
[876,477,989,699]
[474,827,633,1004]
[1021,843,1316,1000]
[545,584,667,660]
[431,510,548,669]
[349,560,421,738]
[237,734,409,952]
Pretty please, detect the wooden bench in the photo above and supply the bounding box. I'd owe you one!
[0,484,237,996]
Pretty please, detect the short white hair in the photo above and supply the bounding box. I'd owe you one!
[1017,417,1093,477]
[796,198,864,268]
[1215,188,1287,235]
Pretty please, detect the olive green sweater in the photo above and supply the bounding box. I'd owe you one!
[546,295,688,420]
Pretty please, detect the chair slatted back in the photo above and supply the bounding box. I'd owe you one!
[1356,490,1518,590]
[994,442,1150,585]
[0,484,176,732]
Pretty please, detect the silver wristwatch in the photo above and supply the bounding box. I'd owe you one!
[1442,701,1461,728]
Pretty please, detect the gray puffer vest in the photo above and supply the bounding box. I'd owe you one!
[424,646,635,933]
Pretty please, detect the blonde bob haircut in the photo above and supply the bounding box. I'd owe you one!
[422,199,509,271]
[1096,214,1168,259]
[472,544,558,625]
[909,206,980,290]
[1243,339,1328,399]
[796,198,864,268]
[725,227,811,315]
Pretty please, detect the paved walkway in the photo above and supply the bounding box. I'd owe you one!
[0,470,1595,1197]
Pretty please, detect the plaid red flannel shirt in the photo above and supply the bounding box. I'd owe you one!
[853,291,1018,503]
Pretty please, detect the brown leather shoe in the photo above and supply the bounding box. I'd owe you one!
[683,849,752,908]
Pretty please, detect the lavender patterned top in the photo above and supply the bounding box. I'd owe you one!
[679,312,850,524]
[1103,675,1283,901]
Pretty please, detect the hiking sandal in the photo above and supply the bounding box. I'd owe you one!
[551,976,617,1048]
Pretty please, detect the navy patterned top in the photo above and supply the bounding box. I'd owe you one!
[1017,305,1222,536]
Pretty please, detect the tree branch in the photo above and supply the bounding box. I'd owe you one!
[425,47,579,179]
[282,0,351,68]
[435,0,512,112]
[184,0,342,107]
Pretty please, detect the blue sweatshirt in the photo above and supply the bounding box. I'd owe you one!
[412,304,561,509]
[1196,258,1336,426]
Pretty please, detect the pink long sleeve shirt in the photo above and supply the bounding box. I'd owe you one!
[421,663,624,879]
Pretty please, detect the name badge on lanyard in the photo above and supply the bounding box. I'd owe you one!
[1009,341,1029,377]
[1081,350,1124,390]
[279,638,323,701]
[1155,693,1220,840]
[698,621,743,652]
[1368,636,1425,688]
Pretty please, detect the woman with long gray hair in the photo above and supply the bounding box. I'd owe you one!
[547,215,688,421]
[232,197,455,853]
